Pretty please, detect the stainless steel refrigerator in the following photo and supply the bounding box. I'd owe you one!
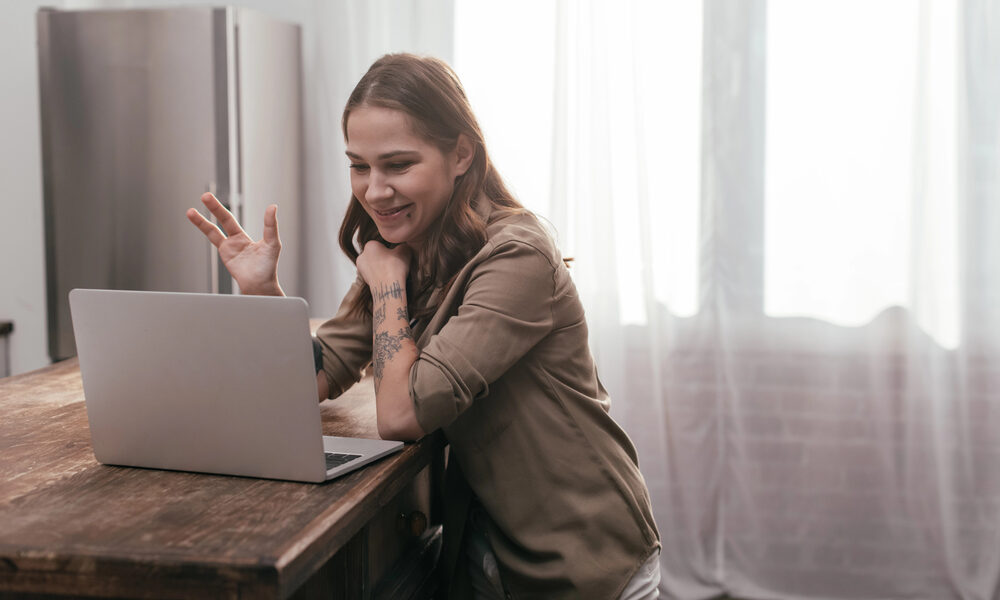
[37,6,303,361]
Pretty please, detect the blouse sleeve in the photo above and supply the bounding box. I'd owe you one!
[409,240,557,433]
[315,274,373,398]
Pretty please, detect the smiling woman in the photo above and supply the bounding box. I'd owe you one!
[186,53,661,599]
[344,105,473,248]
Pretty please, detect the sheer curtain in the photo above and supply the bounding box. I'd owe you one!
[456,0,1000,598]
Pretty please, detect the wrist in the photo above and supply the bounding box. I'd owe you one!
[241,279,284,297]
[370,279,406,304]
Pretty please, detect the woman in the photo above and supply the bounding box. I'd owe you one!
[187,53,660,600]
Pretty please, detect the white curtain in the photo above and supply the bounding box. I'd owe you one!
[457,0,1000,598]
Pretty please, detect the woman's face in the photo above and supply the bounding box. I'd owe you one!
[345,106,470,248]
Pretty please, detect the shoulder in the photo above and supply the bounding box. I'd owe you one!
[480,208,564,271]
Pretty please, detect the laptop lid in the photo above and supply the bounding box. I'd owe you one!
[68,289,398,483]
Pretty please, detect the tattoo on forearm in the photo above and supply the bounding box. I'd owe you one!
[370,279,411,393]
[373,327,414,392]
[374,281,404,303]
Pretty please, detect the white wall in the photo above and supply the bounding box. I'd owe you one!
[0,0,452,376]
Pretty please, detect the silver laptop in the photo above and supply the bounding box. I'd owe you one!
[68,288,403,483]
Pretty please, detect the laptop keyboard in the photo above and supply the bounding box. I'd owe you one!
[325,452,362,470]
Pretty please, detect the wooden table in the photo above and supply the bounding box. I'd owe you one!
[0,357,444,599]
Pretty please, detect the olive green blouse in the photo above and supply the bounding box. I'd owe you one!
[316,200,659,599]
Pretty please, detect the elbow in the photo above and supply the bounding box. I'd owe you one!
[375,371,427,442]
[377,418,425,443]
[376,400,427,442]
[376,418,398,441]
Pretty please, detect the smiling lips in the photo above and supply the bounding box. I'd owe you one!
[374,204,412,218]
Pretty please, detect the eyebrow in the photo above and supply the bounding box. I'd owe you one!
[345,150,418,161]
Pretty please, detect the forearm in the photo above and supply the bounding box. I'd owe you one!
[317,371,329,402]
[370,280,425,441]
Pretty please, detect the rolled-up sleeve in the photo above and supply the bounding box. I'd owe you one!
[410,240,557,433]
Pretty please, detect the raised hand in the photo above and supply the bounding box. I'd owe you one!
[186,192,284,296]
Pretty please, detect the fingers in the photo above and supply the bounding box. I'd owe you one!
[186,207,227,248]
[200,192,247,238]
[362,239,385,253]
[262,204,281,247]
[360,238,413,265]
[189,195,281,250]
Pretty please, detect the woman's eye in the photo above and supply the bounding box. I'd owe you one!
[388,161,413,171]
[349,163,370,173]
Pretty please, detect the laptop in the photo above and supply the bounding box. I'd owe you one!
[68,288,403,483]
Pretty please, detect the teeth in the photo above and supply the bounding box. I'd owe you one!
[378,205,407,216]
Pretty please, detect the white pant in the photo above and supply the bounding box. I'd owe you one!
[618,549,661,600]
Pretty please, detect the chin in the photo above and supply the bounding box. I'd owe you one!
[376,229,408,245]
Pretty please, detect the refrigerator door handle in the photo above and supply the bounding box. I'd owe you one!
[206,184,239,296]
[205,182,220,294]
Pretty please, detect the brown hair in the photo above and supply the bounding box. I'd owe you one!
[339,53,524,319]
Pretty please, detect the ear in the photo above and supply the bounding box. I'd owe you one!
[452,134,475,178]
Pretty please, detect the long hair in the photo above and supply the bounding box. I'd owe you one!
[339,53,524,319]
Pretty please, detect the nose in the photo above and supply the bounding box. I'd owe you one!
[365,171,392,204]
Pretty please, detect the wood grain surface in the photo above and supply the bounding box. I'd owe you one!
[0,348,443,599]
